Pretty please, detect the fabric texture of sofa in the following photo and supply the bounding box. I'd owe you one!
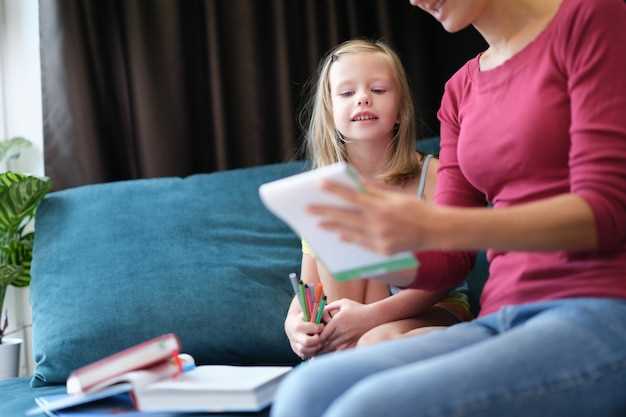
[0,138,487,417]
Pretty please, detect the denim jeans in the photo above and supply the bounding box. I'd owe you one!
[271,298,626,417]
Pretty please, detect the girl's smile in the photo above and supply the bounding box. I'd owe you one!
[351,112,379,122]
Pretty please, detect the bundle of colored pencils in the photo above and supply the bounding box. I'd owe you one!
[288,273,326,324]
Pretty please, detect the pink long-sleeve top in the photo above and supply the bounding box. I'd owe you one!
[412,0,626,316]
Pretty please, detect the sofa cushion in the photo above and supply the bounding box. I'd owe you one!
[31,162,305,386]
[0,378,65,417]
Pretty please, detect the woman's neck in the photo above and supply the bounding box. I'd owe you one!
[474,0,562,70]
[345,140,392,180]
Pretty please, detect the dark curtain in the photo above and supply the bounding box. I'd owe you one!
[40,0,485,190]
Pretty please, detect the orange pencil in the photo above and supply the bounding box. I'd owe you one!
[311,284,324,323]
[315,284,323,303]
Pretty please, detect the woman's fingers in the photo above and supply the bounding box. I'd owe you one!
[322,179,386,201]
[307,181,372,215]
[321,180,368,203]
[307,178,435,254]
[308,205,364,225]
[317,221,377,249]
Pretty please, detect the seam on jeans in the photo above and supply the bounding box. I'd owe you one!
[423,357,626,417]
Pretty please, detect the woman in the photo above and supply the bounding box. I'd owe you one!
[271,0,626,416]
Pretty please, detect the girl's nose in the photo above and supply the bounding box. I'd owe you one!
[357,95,370,106]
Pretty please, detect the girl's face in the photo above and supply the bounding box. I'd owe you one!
[408,0,488,32]
[328,52,400,145]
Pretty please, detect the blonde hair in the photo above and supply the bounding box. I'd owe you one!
[302,39,420,184]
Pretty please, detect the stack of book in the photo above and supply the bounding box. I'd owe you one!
[28,333,291,415]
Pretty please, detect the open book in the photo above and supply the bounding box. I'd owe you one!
[259,162,418,285]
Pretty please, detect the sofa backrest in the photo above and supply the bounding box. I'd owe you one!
[31,162,306,386]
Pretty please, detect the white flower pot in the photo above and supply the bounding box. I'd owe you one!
[0,337,22,379]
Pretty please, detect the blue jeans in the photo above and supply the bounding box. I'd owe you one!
[271,298,626,417]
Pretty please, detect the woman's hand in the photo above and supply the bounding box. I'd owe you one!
[319,299,380,352]
[284,308,324,359]
[308,180,437,254]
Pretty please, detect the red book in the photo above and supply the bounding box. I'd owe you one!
[66,333,181,394]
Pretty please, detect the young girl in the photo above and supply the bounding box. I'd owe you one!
[284,39,472,359]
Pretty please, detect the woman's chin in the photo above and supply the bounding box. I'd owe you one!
[439,16,470,33]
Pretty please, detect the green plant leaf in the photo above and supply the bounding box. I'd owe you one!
[0,263,29,288]
[0,173,51,233]
[0,234,33,287]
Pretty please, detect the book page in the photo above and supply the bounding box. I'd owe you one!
[259,162,418,285]
[144,366,291,392]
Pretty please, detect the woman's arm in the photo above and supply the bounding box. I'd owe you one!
[431,193,597,251]
[311,181,598,253]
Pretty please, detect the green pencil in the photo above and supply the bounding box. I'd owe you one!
[298,281,310,321]
[314,296,327,324]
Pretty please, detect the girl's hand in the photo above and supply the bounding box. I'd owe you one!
[284,309,324,359]
[319,299,379,352]
[308,179,437,254]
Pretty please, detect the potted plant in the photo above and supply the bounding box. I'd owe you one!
[0,137,51,378]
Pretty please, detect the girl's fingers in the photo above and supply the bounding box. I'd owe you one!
[299,346,319,358]
[296,321,323,334]
[322,309,333,323]
[319,320,337,342]
[323,301,342,313]
[296,332,321,348]
[336,342,356,351]
[322,336,346,353]
[298,339,323,358]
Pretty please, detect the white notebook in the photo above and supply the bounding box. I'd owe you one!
[259,162,418,285]
[134,365,292,412]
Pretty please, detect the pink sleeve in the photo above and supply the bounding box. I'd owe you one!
[407,70,485,292]
[562,0,626,251]
[409,250,476,292]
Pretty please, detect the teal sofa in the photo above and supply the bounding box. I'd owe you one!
[0,138,487,417]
